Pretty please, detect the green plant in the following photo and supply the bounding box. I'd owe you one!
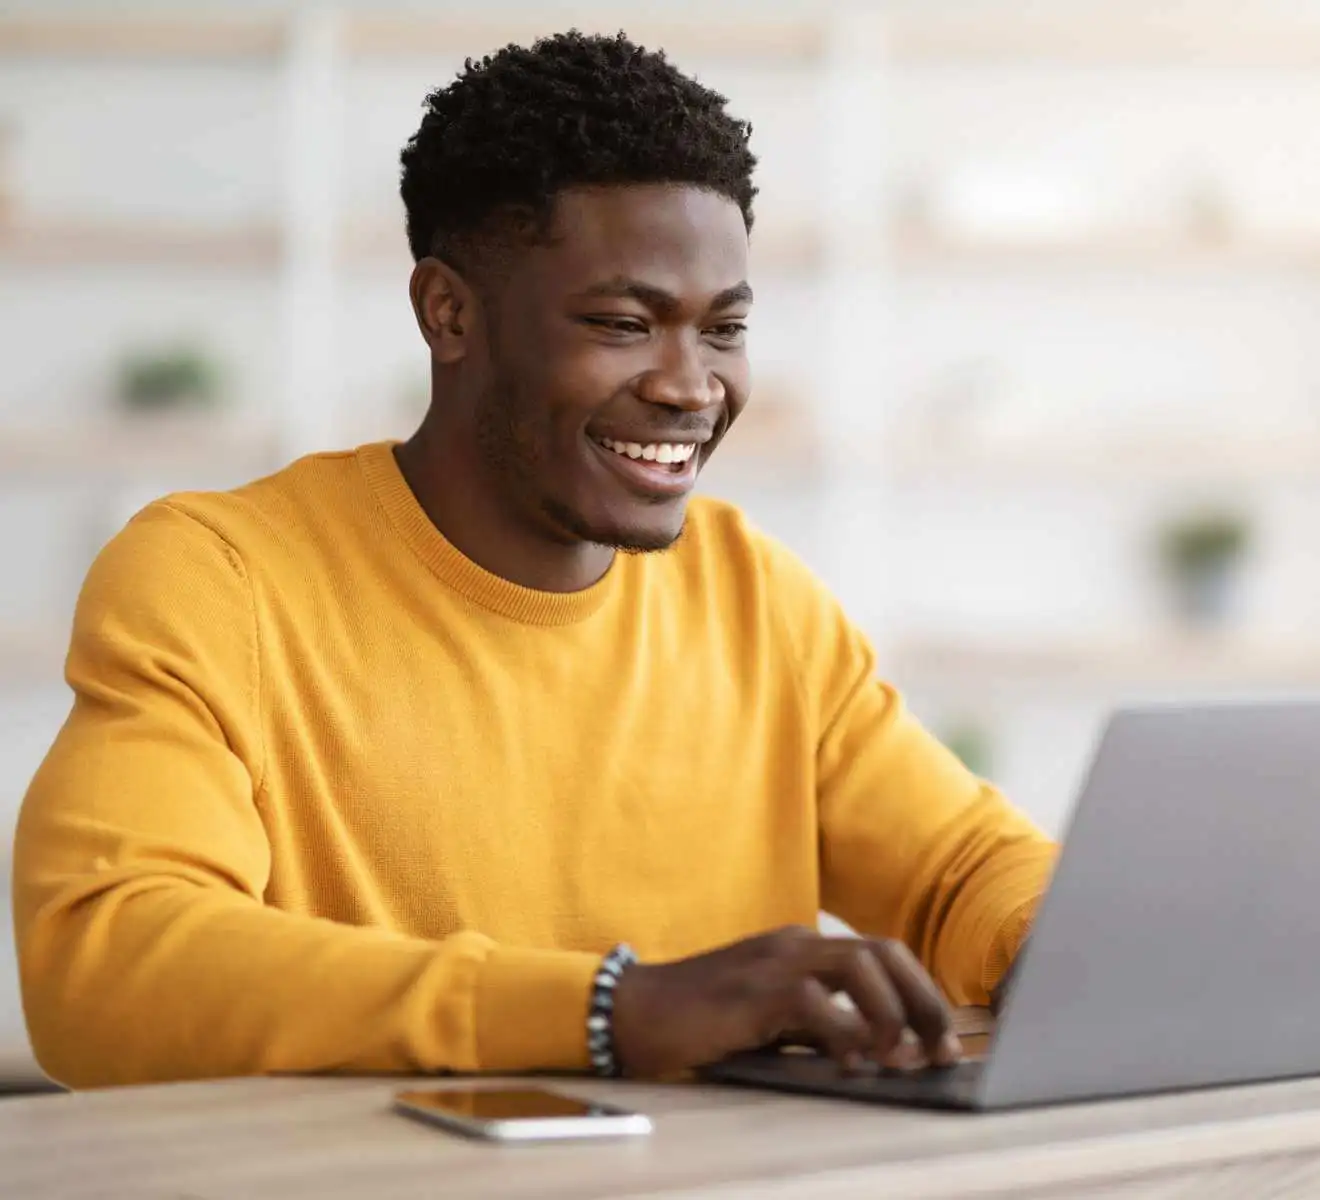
[943,721,994,778]
[118,345,221,411]
[1159,511,1251,576]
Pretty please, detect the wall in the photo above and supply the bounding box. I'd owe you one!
[6,0,1320,1066]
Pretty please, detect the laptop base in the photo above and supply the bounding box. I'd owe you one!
[703,1050,986,1111]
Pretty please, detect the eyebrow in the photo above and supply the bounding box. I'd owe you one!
[575,277,754,314]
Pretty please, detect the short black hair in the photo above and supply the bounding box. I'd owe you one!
[398,30,758,267]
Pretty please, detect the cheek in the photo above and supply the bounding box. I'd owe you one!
[720,358,752,417]
[545,347,639,417]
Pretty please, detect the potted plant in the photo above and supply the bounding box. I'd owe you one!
[117,344,221,413]
[942,720,994,778]
[1158,510,1252,627]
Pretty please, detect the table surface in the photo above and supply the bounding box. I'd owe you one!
[7,1064,1320,1198]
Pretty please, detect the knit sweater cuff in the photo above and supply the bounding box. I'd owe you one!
[970,848,1055,1002]
[934,844,1056,1006]
[473,946,603,1073]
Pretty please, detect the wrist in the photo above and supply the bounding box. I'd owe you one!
[587,944,638,1077]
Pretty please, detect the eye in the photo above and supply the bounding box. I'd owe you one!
[580,316,648,336]
[706,321,748,345]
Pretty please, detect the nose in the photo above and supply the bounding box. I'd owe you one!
[635,334,723,413]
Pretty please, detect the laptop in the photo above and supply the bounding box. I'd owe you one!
[704,700,1320,1110]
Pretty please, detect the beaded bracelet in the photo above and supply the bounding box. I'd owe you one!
[587,943,638,1077]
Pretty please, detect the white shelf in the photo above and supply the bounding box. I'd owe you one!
[0,419,283,480]
[0,16,285,60]
[889,229,1320,272]
[0,219,282,269]
[12,10,1320,70]
[888,632,1320,693]
[883,10,1320,68]
[884,431,1320,487]
[11,218,1320,278]
[0,10,825,70]
[705,425,1320,488]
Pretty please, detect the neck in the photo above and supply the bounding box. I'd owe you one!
[393,420,615,594]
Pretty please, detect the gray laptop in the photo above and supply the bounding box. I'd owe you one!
[705,701,1320,1110]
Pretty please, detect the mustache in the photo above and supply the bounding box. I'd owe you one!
[612,417,721,441]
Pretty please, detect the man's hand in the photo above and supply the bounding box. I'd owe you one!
[609,926,962,1078]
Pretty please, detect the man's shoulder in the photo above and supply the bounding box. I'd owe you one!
[672,494,772,578]
[671,495,843,630]
[118,445,370,565]
[677,495,812,583]
[681,493,753,541]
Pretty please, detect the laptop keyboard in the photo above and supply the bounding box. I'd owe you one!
[770,1024,991,1075]
[833,1056,986,1104]
[855,1057,985,1086]
[707,1010,997,1104]
[774,1045,986,1081]
[708,1047,986,1106]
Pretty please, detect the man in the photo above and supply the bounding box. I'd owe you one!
[14,32,1054,1089]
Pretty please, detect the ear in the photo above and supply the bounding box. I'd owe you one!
[409,257,476,365]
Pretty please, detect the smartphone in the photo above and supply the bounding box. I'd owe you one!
[393,1085,653,1143]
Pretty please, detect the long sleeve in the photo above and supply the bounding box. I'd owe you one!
[760,536,1057,1007]
[12,503,599,1089]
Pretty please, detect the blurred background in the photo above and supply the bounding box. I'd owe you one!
[6,0,1320,1075]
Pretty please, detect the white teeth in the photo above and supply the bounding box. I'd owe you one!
[599,438,697,465]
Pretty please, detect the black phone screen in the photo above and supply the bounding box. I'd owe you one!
[396,1087,611,1122]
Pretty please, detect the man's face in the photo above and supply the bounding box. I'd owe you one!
[471,184,752,553]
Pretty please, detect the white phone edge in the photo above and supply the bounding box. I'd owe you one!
[395,1099,654,1142]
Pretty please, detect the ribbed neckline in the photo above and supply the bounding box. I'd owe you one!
[356,440,619,626]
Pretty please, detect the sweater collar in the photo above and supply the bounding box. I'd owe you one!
[357,440,619,626]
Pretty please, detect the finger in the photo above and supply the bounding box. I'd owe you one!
[878,1027,928,1072]
[806,939,909,1063]
[782,976,871,1070]
[867,939,961,1065]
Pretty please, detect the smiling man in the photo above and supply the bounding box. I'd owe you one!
[14,32,1055,1089]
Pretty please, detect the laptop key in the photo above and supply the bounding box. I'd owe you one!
[876,1059,985,1084]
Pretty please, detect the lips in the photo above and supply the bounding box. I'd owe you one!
[586,432,702,498]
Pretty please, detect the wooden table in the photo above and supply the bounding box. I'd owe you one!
[6,1071,1320,1198]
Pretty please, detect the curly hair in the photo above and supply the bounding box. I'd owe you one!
[398,30,758,268]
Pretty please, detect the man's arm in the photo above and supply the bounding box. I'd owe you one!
[13,503,599,1089]
[759,534,1057,1008]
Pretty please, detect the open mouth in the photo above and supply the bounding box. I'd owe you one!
[587,434,702,497]
[597,437,696,469]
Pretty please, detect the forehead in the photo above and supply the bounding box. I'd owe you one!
[522,184,750,302]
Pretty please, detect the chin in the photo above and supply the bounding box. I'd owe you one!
[544,496,689,554]
[609,525,686,555]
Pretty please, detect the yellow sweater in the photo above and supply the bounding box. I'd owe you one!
[14,441,1055,1089]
